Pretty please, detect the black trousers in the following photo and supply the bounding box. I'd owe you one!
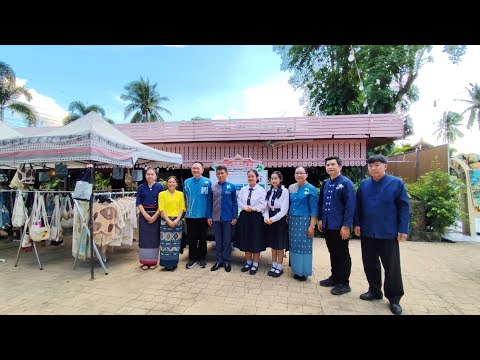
[324,229,351,285]
[186,218,208,261]
[360,236,404,304]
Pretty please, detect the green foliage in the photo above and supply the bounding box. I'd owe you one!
[121,76,171,123]
[63,101,113,125]
[408,163,465,236]
[158,178,167,188]
[434,111,464,144]
[367,142,396,157]
[273,45,466,127]
[442,45,467,64]
[392,144,413,154]
[41,178,64,190]
[341,166,362,185]
[455,83,480,130]
[0,61,38,126]
[95,173,110,190]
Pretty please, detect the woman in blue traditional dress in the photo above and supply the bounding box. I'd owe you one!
[158,176,185,271]
[136,167,164,270]
[288,166,318,281]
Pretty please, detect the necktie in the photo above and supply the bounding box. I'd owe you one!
[247,188,254,205]
[271,190,276,206]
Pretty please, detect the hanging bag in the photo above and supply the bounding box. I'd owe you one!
[49,195,62,241]
[54,163,68,179]
[9,170,24,190]
[131,169,143,182]
[73,181,93,201]
[11,191,26,228]
[112,167,124,180]
[61,196,74,229]
[29,193,51,242]
[21,216,32,248]
[18,164,36,185]
[124,168,133,186]
[38,171,50,182]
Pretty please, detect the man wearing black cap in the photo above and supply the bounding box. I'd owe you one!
[354,154,410,315]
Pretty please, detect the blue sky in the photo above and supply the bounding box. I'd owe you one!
[1,45,479,154]
[1,45,303,125]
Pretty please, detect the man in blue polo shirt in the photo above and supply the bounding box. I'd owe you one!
[354,154,410,315]
[184,161,212,269]
[207,165,238,272]
[318,156,356,296]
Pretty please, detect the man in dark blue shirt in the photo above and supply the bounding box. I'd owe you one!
[207,165,238,272]
[354,154,410,315]
[318,156,356,296]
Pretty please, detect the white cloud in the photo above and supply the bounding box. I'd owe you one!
[211,109,240,120]
[13,78,68,126]
[407,45,480,154]
[114,95,128,104]
[240,72,304,118]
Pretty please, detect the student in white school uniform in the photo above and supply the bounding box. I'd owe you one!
[264,171,289,278]
[236,169,267,275]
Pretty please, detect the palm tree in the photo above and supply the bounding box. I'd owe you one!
[120,76,171,123]
[455,83,480,130]
[63,101,114,125]
[434,111,464,144]
[0,61,38,127]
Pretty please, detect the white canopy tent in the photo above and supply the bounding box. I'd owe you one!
[0,111,182,169]
[0,113,182,279]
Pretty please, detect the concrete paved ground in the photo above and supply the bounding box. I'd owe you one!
[1,236,479,315]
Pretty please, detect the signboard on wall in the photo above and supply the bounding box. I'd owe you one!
[209,154,268,190]
[470,170,480,212]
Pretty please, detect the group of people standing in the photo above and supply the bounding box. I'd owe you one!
[136,154,410,315]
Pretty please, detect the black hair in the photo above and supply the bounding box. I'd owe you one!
[216,165,228,173]
[192,161,204,168]
[166,175,179,187]
[270,170,283,183]
[325,156,343,166]
[248,169,260,183]
[143,167,157,185]
[366,154,388,164]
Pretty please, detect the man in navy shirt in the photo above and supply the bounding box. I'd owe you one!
[318,156,356,296]
[354,154,410,315]
[207,165,238,272]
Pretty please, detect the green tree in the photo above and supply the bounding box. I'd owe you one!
[63,101,114,125]
[434,111,464,144]
[0,61,38,126]
[273,45,465,118]
[455,83,480,130]
[121,77,171,123]
[408,164,464,236]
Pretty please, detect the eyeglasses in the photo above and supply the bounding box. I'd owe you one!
[295,172,306,175]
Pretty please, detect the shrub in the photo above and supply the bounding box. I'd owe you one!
[408,168,465,236]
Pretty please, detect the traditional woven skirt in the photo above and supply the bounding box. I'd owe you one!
[138,210,160,266]
[159,218,183,268]
[235,211,266,253]
[289,215,313,276]
[265,209,289,251]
